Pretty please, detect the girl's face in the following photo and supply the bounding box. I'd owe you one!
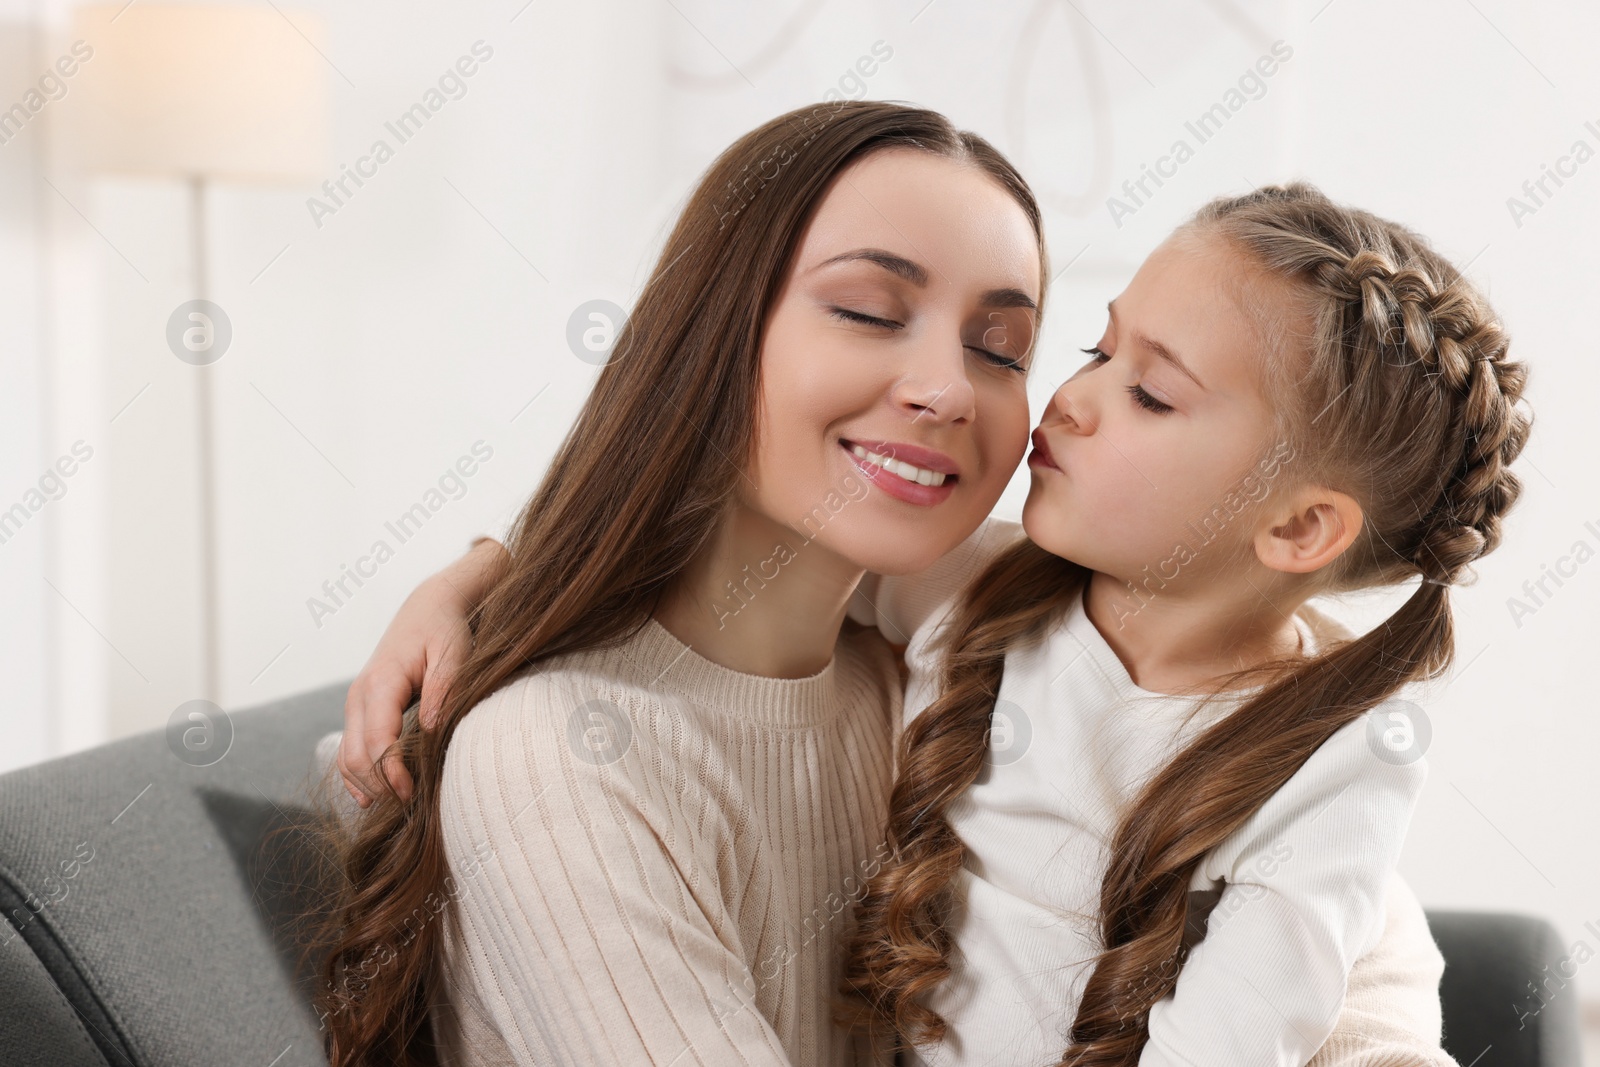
[1023,231,1285,586]
[748,147,1042,575]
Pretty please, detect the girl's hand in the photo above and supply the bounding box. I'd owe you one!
[338,536,507,807]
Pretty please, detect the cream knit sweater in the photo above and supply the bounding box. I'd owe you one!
[428,615,900,1066]
[314,600,1457,1066]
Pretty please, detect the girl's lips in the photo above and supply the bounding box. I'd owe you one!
[1028,427,1061,472]
[841,441,958,507]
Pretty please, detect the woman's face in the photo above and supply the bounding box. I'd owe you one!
[748,147,1042,575]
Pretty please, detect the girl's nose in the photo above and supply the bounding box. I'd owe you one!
[1049,378,1097,435]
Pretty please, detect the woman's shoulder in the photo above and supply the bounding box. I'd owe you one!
[439,662,647,860]
[446,653,637,771]
[1285,601,1435,780]
[1294,597,1357,653]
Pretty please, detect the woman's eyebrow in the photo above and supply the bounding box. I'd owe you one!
[984,288,1037,311]
[812,247,1038,310]
[1107,299,1206,390]
[814,247,928,285]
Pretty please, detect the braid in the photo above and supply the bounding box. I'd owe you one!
[1314,243,1531,588]
[834,542,1086,1054]
[1410,308,1529,582]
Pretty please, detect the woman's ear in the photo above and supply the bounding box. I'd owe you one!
[1253,486,1364,576]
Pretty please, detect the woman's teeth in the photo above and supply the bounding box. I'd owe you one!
[850,444,948,487]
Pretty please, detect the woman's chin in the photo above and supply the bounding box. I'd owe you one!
[837,526,966,576]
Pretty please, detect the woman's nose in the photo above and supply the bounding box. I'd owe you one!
[892,350,976,425]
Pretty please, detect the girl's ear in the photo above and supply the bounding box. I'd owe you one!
[1253,486,1364,576]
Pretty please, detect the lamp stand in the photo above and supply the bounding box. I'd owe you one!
[189,175,219,703]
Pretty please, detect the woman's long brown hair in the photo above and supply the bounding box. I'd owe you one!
[837,182,1532,1064]
[302,100,1048,1066]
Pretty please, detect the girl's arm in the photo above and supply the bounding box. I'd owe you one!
[1139,708,1431,1067]
[337,533,507,806]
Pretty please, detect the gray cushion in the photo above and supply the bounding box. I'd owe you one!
[0,923,111,1067]
[0,681,348,1067]
[1431,909,1583,1067]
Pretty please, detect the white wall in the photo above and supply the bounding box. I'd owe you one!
[0,16,51,769]
[2,0,1596,1024]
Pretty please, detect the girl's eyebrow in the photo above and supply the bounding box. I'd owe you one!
[1107,299,1207,391]
[814,247,1038,311]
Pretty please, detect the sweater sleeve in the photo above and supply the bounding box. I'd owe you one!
[1139,707,1429,1067]
[1309,873,1458,1067]
[845,517,1026,644]
[438,678,796,1067]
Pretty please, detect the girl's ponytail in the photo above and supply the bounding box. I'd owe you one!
[836,540,1086,1051]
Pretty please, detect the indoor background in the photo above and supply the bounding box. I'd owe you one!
[1,0,1595,1049]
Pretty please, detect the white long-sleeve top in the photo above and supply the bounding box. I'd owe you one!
[847,517,1435,1067]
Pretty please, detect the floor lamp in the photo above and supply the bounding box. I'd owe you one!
[68,4,327,702]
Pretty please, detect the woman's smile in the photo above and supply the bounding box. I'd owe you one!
[841,437,960,506]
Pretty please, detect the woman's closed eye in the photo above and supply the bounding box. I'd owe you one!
[834,306,1027,372]
[1079,346,1175,415]
[832,307,900,329]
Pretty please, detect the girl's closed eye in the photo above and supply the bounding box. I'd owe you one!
[1078,345,1175,415]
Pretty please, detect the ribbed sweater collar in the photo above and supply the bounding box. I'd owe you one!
[591,615,851,729]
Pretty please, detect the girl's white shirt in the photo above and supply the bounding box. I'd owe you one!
[847,517,1430,1067]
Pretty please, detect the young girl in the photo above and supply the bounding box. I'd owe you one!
[835,183,1530,1066]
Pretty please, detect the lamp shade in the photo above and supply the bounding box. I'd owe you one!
[68,4,327,181]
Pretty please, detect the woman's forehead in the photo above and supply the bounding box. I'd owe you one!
[796,151,1043,299]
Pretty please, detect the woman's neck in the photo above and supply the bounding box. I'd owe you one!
[653,505,865,679]
[1083,567,1306,696]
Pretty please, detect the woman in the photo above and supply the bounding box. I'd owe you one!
[319,102,1456,1066]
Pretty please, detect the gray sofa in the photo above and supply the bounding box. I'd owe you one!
[0,682,1583,1066]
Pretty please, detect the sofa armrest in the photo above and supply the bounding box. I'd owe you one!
[1428,909,1582,1067]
